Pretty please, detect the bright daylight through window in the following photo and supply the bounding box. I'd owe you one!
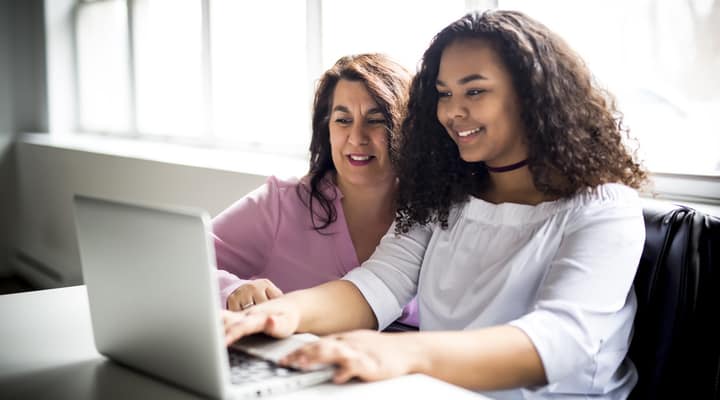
[74,0,720,177]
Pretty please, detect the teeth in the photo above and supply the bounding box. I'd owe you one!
[457,127,482,137]
[349,155,370,161]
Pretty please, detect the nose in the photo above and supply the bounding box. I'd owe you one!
[347,121,370,146]
[441,96,468,121]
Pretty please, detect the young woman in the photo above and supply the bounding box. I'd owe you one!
[213,53,417,326]
[223,11,648,399]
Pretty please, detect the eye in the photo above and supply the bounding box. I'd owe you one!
[367,118,386,125]
[436,90,451,99]
[467,89,486,96]
[334,118,352,124]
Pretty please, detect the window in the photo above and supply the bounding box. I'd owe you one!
[73,0,471,154]
[76,0,130,133]
[210,0,307,150]
[321,0,466,71]
[133,0,205,137]
[72,0,719,190]
[500,0,720,177]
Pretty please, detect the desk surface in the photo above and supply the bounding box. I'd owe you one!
[0,285,486,399]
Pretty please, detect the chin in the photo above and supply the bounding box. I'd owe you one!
[349,174,394,187]
[458,152,485,163]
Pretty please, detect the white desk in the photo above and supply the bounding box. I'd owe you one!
[0,286,487,399]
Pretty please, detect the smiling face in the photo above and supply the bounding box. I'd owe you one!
[329,79,395,189]
[436,38,528,166]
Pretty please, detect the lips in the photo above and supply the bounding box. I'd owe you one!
[452,126,485,144]
[347,154,375,166]
[456,127,483,137]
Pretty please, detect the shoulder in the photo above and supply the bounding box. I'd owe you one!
[562,183,645,236]
[457,184,642,228]
[293,173,342,204]
[565,183,643,219]
[260,175,306,202]
[570,183,641,206]
[265,175,301,192]
[216,175,304,215]
[268,174,344,228]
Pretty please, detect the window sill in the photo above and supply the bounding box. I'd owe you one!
[640,196,720,218]
[643,172,720,216]
[19,133,308,178]
[17,133,720,217]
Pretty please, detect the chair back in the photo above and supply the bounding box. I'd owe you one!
[629,203,720,399]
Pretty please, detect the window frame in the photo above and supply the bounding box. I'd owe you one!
[56,0,720,206]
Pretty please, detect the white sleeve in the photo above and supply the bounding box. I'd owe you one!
[343,222,433,330]
[509,195,645,386]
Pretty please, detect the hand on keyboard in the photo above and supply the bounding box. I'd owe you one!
[223,300,300,346]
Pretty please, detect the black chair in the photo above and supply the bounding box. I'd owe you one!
[629,203,720,399]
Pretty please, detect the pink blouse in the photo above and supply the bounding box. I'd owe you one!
[212,175,418,326]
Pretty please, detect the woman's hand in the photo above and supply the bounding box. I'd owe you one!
[280,330,425,384]
[227,279,283,311]
[222,299,301,346]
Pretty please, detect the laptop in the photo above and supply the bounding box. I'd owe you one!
[73,194,334,399]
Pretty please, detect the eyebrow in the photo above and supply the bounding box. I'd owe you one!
[331,105,383,115]
[436,73,488,86]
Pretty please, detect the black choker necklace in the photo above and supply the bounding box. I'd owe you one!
[485,159,528,173]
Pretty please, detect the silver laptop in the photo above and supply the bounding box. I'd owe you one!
[73,195,334,399]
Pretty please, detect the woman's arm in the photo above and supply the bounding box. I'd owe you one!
[405,326,546,388]
[281,326,546,390]
[213,177,283,307]
[224,280,377,344]
[223,221,433,342]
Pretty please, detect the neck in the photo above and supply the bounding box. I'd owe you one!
[484,165,546,205]
[485,158,528,173]
[335,174,396,221]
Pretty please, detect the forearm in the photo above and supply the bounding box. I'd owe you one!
[285,280,378,334]
[405,325,547,390]
[217,269,248,308]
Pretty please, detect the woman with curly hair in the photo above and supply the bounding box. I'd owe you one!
[223,10,647,398]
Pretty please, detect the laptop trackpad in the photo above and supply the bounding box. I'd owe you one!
[231,333,328,369]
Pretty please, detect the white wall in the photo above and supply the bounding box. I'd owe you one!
[0,2,13,133]
[0,0,14,277]
[1,0,48,277]
[14,140,271,288]
[0,0,49,278]
[0,135,15,279]
[0,1,15,276]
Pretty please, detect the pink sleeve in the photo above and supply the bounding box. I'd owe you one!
[212,177,281,308]
[397,297,420,327]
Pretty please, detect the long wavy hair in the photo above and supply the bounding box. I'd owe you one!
[298,54,411,231]
[394,10,647,233]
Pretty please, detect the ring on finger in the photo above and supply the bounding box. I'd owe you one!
[241,302,255,310]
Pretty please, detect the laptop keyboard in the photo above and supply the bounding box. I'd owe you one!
[228,350,300,384]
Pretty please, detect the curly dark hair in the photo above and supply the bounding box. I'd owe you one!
[394,10,647,233]
[298,54,411,231]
